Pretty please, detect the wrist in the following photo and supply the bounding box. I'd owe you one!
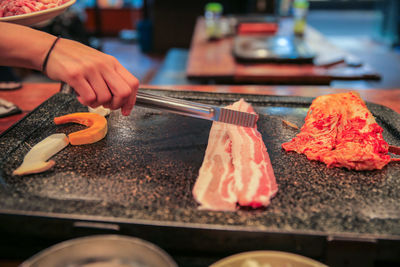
[42,36,61,74]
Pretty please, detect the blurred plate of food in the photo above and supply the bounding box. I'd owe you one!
[210,250,328,267]
[20,234,178,267]
[0,0,76,26]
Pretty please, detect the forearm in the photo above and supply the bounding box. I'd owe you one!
[0,22,139,115]
[0,22,57,70]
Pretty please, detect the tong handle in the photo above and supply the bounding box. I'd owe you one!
[136,90,215,120]
[61,83,216,120]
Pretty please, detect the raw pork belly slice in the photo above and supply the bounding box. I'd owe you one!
[193,99,278,211]
[282,91,398,171]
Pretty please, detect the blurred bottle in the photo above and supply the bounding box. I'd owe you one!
[293,0,309,37]
[137,0,152,52]
[204,2,223,40]
[279,0,292,17]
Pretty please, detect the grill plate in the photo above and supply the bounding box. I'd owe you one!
[0,89,399,263]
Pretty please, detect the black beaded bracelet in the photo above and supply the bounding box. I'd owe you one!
[42,36,61,73]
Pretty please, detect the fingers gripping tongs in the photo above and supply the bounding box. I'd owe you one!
[60,83,258,128]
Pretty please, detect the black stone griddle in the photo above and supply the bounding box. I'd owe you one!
[0,89,399,264]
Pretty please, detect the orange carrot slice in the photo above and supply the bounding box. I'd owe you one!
[54,112,108,145]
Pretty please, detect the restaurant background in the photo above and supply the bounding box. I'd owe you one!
[4,0,399,89]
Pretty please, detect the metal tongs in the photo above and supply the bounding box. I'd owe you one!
[60,83,258,128]
[136,90,258,128]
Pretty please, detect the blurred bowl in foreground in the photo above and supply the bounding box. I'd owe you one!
[20,234,177,267]
[210,250,328,267]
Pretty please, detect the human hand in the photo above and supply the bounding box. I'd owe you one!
[45,37,139,116]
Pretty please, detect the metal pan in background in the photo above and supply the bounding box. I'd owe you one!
[233,35,315,63]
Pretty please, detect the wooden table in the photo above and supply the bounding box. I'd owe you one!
[1,83,399,135]
[186,17,381,85]
[0,83,60,134]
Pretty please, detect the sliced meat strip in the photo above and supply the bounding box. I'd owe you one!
[228,99,277,208]
[193,99,277,211]
[192,120,237,211]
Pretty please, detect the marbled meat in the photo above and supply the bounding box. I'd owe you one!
[193,99,278,211]
[282,91,399,171]
[0,0,68,17]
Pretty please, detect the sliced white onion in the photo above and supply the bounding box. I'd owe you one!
[13,133,69,176]
[88,106,111,117]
